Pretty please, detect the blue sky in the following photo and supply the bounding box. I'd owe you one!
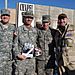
[0,0,75,10]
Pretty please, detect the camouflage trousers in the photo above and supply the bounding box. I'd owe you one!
[0,52,12,75]
[36,60,54,75]
[15,58,36,75]
[36,59,61,75]
[36,60,46,75]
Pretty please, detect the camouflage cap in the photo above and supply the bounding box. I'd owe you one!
[58,13,67,19]
[42,15,50,23]
[1,9,10,16]
[22,11,34,18]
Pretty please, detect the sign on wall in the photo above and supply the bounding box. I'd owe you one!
[17,2,34,27]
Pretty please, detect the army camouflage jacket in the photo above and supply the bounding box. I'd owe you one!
[0,22,16,60]
[36,28,53,60]
[18,25,37,57]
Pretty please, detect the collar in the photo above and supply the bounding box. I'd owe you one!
[23,25,33,31]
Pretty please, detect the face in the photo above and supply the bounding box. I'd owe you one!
[42,22,50,30]
[58,18,68,26]
[23,16,33,26]
[1,15,10,24]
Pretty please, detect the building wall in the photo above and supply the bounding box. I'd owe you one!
[9,8,16,24]
[34,5,75,28]
[0,4,75,27]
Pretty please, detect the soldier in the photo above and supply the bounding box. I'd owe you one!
[16,11,38,75]
[54,13,75,75]
[0,9,16,75]
[36,15,53,75]
[36,21,42,29]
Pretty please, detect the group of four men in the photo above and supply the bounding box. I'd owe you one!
[0,9,75,75]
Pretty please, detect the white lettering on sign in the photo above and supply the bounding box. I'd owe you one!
[20,4,33,11]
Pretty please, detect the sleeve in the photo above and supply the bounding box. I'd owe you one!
[12,29,19,58]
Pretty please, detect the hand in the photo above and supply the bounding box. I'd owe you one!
[17,54,27,60]
[13,32,17,36]
[35,48,42,56]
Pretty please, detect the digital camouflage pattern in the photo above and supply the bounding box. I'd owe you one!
[37,28,52,60]
[36,28,53,75]
[17,25,37,75]
[0,22,16,75]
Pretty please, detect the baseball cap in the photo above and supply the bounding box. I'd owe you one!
[1,9,10,16]
[42,15,50,23]
[58,13,67,19]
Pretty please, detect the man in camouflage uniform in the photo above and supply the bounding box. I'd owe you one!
[0,9,16,75]
[16,11,37,75]
[35,21,42,29]
[36,15,53,75]
[54,13,75,75]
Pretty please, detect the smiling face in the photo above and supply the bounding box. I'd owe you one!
[42,22,50,30]
[23,16,33,26]
[1,15,10,24]
[58,17,68,26]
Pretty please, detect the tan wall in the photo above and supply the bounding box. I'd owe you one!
[8,8,16,24]
[73,10,75,29]
[0,4,75,27]
[34,5,75,28]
